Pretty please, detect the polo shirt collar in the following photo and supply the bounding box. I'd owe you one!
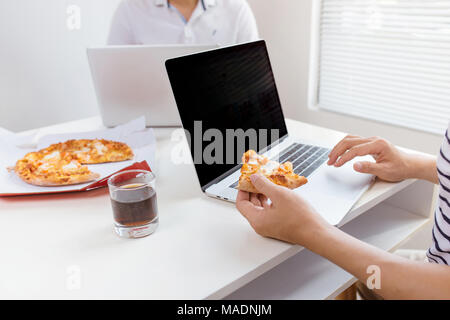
[154,0,167,7]
[203,0,216,7]
[154,0,217,8]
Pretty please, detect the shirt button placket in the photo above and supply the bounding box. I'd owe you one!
[184,26,194,44]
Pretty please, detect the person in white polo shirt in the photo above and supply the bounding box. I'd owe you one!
[107,0,259,45]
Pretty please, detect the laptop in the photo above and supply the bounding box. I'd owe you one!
[87,44,217,127]
[165,40,374,225]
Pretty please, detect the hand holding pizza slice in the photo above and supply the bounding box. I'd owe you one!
[237,150,308,193]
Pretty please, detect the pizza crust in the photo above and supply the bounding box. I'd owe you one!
[238,176,260,193]
[17,170,101,187]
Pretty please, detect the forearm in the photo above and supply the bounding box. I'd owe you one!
[303,225,450,299]
[405,153,438,184]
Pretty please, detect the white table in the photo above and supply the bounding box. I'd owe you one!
[0,117,435,299]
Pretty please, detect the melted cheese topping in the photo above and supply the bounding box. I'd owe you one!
[94,142,107,155]
[62,161,79,172]
[260,160,279,175]
[43,151,61,161]
[73,147,90,155]
[37,162,52,172]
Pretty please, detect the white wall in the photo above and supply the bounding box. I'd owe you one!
[0,0,444,155]
[0,0,120,132]
[247,0,443,155]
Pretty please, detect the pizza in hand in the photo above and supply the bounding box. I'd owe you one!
[237,150,308,193]
[11,139,134,187]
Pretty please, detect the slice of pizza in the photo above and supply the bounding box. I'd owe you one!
[237,150,308,193]
[42,139,134,164]
[14,150,100,187]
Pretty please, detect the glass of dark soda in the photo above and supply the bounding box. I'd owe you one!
[107,170,158,238]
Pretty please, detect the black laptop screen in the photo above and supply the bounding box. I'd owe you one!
[165,41,288,188]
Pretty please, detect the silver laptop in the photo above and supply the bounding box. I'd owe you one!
[165,41,374,225]
[87,44,217,127]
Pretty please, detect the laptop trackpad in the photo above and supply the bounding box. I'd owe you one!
[294,157,374,226]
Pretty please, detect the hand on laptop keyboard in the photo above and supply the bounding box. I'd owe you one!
[327,135,437,183]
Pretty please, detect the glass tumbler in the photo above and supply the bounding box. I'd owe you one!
[107,170,158,238]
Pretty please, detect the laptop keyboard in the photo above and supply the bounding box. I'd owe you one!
[229,143,330,189]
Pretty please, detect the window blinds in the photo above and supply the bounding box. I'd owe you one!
[316,0,450,135]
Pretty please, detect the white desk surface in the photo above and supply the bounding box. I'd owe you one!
[0,117,431,299]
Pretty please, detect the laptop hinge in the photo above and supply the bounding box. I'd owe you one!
[201,165,241,192]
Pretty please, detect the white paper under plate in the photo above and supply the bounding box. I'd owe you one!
[0,127,12,137]
[0,117,156,196]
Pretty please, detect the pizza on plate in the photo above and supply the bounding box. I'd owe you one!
[41,139,133,164]
[12,139,134,187]
[237,150,308,193]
